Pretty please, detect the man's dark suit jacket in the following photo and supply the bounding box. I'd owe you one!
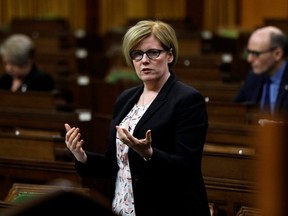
[234,62,288,117]
[75,72,211,216]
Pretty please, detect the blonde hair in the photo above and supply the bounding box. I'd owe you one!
[122,20,178,69]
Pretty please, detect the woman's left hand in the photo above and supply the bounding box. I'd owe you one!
[116,126,153,159]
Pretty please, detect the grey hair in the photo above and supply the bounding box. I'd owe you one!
[270,32,288,57]
[0,34,35,65]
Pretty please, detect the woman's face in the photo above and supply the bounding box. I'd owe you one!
[2,59,32,79]
[131,35,173,83]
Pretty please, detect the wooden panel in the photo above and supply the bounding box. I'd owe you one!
[203,0,238,30]
[206,102,261,125]
[5,182,90,203]
[264,18,288,35]
[174,54,224,82]
[202,120,260,216]
[0,90,78,134]
[0,134,55,161]
[90,78,137,114]
[178,37,202,56]
[205,180,258,216]
[189,81,241,102]
[0,158,82,200]
[256,123,288,216]
[174,67,222,82]
[36,51,77,76]
[176,54,222,68]
[10,18,70,34]
[0,201,14,212]
[91,113,111,153]
[236,206,261,216]
[203,152,257,182]
[0,129,74,162]
[241,0,288,30]
[0,107,77,132]
[0,91,58,110]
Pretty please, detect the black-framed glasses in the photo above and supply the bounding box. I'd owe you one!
[245,47,277,58]
[130,49,167,61]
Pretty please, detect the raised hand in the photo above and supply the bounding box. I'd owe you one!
[64,123,87,163]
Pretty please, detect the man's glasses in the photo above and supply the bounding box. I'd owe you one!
[245,47,277,58]
[130,49,167,61]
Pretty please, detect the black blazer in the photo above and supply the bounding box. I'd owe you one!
[76,72,210,216]
[234,62,288,117]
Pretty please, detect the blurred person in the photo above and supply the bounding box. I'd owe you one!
[233,26,288,119]
[0,34,54,92]
[65,20,210,216]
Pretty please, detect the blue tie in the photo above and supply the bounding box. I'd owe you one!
[263,77,271,113]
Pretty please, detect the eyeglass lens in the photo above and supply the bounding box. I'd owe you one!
[130,49,164,60]
[246,47,276,57]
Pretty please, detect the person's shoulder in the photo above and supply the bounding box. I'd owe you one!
[0,73,12,89]
[175,80,202,94]
[245,70,263,78]
[170,81,206,103]
[32,69,54,83]
[170,72,201,93]
[41,72,54,80]
[34,69,52,78]
[0,72,10,80]
[244,71,265,84]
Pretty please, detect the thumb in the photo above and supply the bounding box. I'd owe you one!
[145,129,152,143]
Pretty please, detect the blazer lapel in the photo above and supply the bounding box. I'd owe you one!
[114,86,143,125]
[113,72,178,135]
[133,73,177,134]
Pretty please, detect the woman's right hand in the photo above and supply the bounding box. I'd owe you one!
[64,123,87,163]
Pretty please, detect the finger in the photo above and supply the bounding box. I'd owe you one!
[65,127,76,141]
[117,126,129,134]
[122,128,131,137]
[73,133,83,146]
[71,128,81,143]
[122,128,138,144]
[64,123,71,132]
[116,126,129,141]
[66,128,80,147]
[69,131,82,149]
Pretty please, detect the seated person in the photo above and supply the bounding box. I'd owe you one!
[0,34,55,92]
[233,26,288,119]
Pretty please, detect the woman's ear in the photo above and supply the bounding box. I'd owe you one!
[168,49,174,63]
